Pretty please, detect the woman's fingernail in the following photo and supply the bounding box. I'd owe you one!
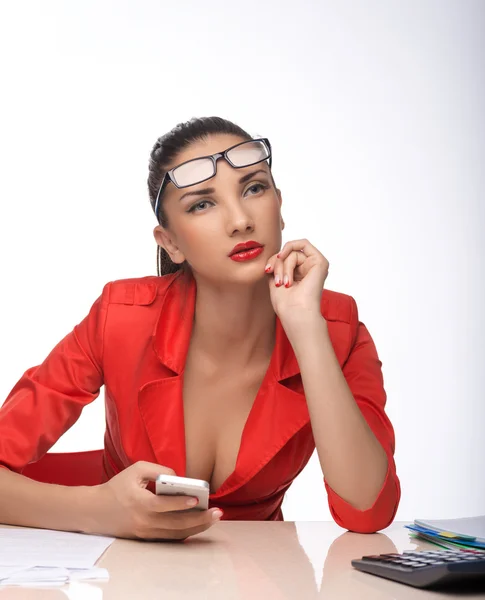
[283,275,289,286]
[186,497,198,506]
[277,253,281,258]
[212,509,223,520]
[274,275,281,286]
[265,263,271,272]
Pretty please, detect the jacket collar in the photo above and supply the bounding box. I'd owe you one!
[151,270,347,381]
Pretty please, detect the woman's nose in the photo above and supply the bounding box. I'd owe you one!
[225,204,255,235]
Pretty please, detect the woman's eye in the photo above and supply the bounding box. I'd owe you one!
[188,200,211,213]
[246,183,267,195]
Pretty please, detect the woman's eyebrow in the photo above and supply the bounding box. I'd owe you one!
[178,169,269,203]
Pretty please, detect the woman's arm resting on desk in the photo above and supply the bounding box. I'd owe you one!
[0,466,99,532]
[284,299,401,534]
[0,463,222,539]
[0,283,109,530]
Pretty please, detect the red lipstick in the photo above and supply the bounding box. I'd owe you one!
[229,246,264,262]
[228,241,263,257]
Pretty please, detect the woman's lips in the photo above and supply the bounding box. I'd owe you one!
[229,246,264,262]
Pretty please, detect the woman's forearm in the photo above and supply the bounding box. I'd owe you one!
[285,316,389,511]
[0,467,99,533]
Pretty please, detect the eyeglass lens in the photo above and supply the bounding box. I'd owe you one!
[172,140,269,187]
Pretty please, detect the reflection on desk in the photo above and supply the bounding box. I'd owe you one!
[1,521,484,599]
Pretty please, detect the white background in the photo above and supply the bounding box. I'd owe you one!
[0,0,484,523]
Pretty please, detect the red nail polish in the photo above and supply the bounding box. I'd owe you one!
[277,253,281,258]
[265,267,271,272]
[285,282,290,288]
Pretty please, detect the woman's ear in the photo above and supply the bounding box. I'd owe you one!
[153,225,186,264]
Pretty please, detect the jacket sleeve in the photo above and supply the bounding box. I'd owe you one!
[324,296,401,533]
[0,282,111,473]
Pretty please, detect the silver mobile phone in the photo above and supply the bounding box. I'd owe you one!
[155,474,210,510]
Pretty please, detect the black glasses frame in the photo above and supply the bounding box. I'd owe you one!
[153,137,272,220]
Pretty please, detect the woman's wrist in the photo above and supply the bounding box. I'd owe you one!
[76,484,108,535]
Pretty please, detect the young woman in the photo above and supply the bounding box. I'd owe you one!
[0,116,401,541]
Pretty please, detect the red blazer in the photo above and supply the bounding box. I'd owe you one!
[0,270,400,533]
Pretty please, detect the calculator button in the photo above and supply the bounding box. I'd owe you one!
[378,558,395,563]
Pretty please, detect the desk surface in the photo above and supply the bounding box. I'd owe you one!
[1,521,484,599]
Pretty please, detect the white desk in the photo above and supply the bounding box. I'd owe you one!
[1,521,484,598]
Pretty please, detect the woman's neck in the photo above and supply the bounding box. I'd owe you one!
[191,277,276,369]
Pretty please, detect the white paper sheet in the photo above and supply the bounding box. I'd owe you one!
[0,527,115,568]
[0,569,110,587]
[4,581,67,588]
[0,566,33,581]
[2,567,70,585]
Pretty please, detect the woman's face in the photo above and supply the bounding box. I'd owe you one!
[153,134,284,283]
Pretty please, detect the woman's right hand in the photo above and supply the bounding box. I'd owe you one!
[85,461,223,541]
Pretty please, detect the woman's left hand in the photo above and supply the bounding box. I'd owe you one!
[265,239,329,324]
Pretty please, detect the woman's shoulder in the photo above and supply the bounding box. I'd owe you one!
[102,273,180,307]
[320,287,358,325]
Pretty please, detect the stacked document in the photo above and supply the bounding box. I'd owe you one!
[0,527,115,587]
[405,515,485,552]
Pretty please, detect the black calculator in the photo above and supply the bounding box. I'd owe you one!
[351,549,485,589]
